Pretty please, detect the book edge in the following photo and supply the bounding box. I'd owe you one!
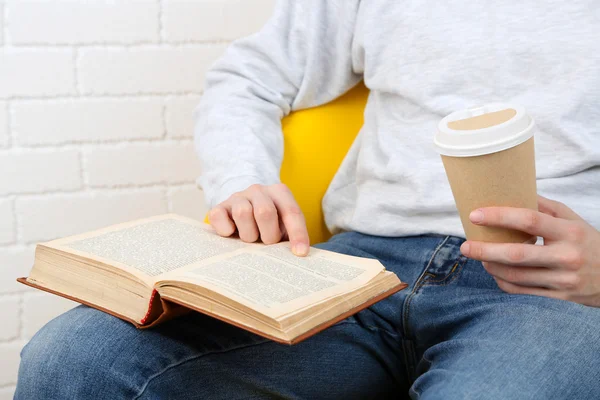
[17,277,152,327]
[16,277,408,345]
[161,281,408,345]
[289,281,408,345]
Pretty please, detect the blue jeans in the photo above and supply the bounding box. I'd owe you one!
[15,233,600,399]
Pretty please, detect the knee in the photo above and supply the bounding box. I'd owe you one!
[15,305,142,399]
[16,306,85,398]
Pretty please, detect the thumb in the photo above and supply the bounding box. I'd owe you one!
[538,195,582,221]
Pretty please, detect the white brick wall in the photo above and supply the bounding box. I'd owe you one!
[79,46,226,94]
[169,184,208,221]
[0,2,4,45]
[0,296,19,341]
[22,292,77,339]
[0,0,276,395]
[17,189,169,243]
[163,0,276,42]
[0,342,25,387]
[166,95,202,139]
[0,199,14,244]
[85,142,201,187]
[0,49,76,98]
[0,387,17,400]
[0,247,35,294]
[13,99,165,145]
[9,0,160,45]
[0,102,8,148]
[0,149,82,195]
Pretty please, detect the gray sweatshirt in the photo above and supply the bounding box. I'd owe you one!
[194,0,600,238]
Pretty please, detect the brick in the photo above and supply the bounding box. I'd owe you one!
[22,292,75,339]
[13,99,164,145]
[0,3,4,44]
[0,296,20,340]
[0,101,7,148]
[164,0,275,42]
[9,0,159,45]
[165,96,201,139]
[0,342,25,385]
[0,49,75,98]
[0,247,36,294]
[0,0,6,44]
[17,189,168,243]
[0,387,16,400]
[0,199,14,244]
[0,149,81,195]
[79,46,226,95]
[85,143,201,187]
[169,185,208,221]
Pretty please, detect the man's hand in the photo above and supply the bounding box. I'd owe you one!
[460,195,600,307]
[208,184,310,256]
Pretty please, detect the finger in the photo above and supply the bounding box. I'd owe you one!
[230,196,259,243]
[268,184,310,256]
[208,205,236,237]
[246,186,282,245]
[461,241,566,268]
[483,262,578,290]
[469,207,569,240]
[493,276,568,301]
[538,195,582,221]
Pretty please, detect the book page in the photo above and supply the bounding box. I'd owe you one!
[260,245,368,282]
[47,215,249,280]
[164,243,384,318]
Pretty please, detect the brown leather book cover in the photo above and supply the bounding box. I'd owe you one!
[17,277,407,345]
[16,278,189,328]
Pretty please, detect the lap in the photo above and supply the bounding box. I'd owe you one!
[15,232,600,399]
[410,255,600,400]
[17,305,405,399]
[414,305,600,400]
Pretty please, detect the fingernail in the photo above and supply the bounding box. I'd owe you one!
[293,243,309,256]
[481,261,489,268]
[460,242,470,255]
[470,210,484,224]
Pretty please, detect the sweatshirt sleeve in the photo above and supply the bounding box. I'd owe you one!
[194,0,362,208]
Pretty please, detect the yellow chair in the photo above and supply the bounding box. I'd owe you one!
[207,82,370,244]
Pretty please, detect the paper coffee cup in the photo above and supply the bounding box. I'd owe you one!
[434,104,538,243]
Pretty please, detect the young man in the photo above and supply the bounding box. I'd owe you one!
[16,1,600,399]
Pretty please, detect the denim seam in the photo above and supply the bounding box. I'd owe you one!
[399,236,450,384]
[401,236,450,339]
[410,386,422,400]
[132,320,360,399]
[422,255,468,286]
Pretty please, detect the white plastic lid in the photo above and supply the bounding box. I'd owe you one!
[434,103,535,157]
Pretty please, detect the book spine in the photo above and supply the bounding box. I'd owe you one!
[140,289,159,325]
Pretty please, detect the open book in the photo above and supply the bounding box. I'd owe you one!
[19,214,406,344]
